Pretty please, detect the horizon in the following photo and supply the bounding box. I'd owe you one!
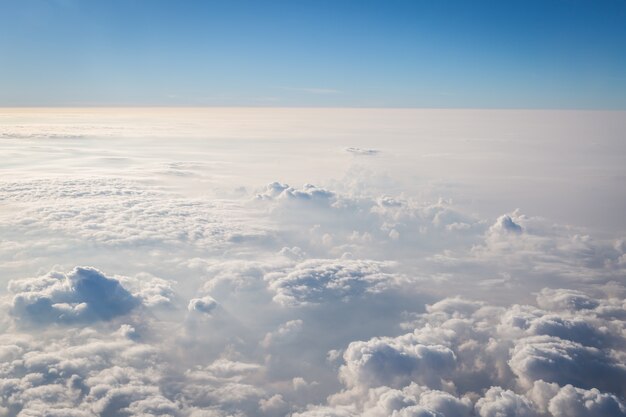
[2,2,626,417]
[3,106,626,111]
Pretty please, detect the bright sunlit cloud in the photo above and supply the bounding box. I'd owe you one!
[0,108,625,416]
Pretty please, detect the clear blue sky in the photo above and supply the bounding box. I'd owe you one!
[1,0,625,108]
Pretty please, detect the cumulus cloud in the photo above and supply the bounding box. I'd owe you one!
[536,288,600,311]
[529,381,626,417]
[299,284,626,416]
[265,258,399,306]
[0,327,174,416]
[8,267,140,324]
[489,214,523,235]
[509,335,626,394]
[474,387,536,417]
[339,338,456,390]
[256,182,335,204]
[188,296,218,315]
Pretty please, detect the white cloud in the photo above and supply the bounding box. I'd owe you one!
[265,259,400,306]
[509,335,626,394]
[2,109,626,417]
[339,337,456,390]
[261,319,303,348]
[475,387,536,417]
[529,381,626,417]
[8,267,140,324]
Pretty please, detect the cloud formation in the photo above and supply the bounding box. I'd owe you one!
[1,109,625,417]
[9,267,140,324]
[265,258,399,306]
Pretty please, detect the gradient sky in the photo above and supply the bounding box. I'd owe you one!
[1,0,625,108]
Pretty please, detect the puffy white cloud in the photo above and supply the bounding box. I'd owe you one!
[339,337,456,390]
[489,214,523,236]
[535,288,600,311]
[7,267,177,325]
[265,258,399,306]
[8,267,140,324]
[300,283,626,417]
[529,381,626,417]
[425,296,485,317]
[475,387,537,417]
[509,335,626,394]
[256,183,335,204]
[0,326,176,416]
[297,383,473,417]
[188,296,218,315]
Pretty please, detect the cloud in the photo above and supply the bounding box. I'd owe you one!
[259,394,288,415]
[489,214,523,235]
[188,296,218,315]
[0,326,174,416]
[339,337,456,390]
[256,182,335,204]
[298,284,626,416]
[265,258,399,306]
[296,383,473,417]
[8,267,140,324]
[345,148,380,156]
[474,387,536,417]
[2,109,626,417]
[261,319,303,348]
[0,178,268,249]
[535,288,600,311]
[529,381,626,417]
[509,335,626,394]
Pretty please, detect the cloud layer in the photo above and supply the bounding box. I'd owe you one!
[1,109,625,416]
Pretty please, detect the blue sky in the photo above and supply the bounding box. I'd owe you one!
[1,0,625,108]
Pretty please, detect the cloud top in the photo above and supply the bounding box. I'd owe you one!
[9,267,140,324]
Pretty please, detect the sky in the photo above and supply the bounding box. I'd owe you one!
[1,0,626,108]
[2,1,626,416]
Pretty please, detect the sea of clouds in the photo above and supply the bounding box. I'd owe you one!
[0,108,625,417]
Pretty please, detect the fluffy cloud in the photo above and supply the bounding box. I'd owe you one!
[0,327,175,416]
[529,381,626,417]
[0,178,268,250]
[256,182,335,204]
[535,288,600,311]
[265,258,399,306]
[301,284,626,416]
[188,296,218,316]
[489,214,523,235]
[297,383,473,417]
[339,338,456,390]
[8,267,140,324]
[2,109,626,417]
[509,335,626,394]
[474,387,536,417]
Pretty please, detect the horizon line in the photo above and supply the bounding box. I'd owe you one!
[0,105,625,112]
